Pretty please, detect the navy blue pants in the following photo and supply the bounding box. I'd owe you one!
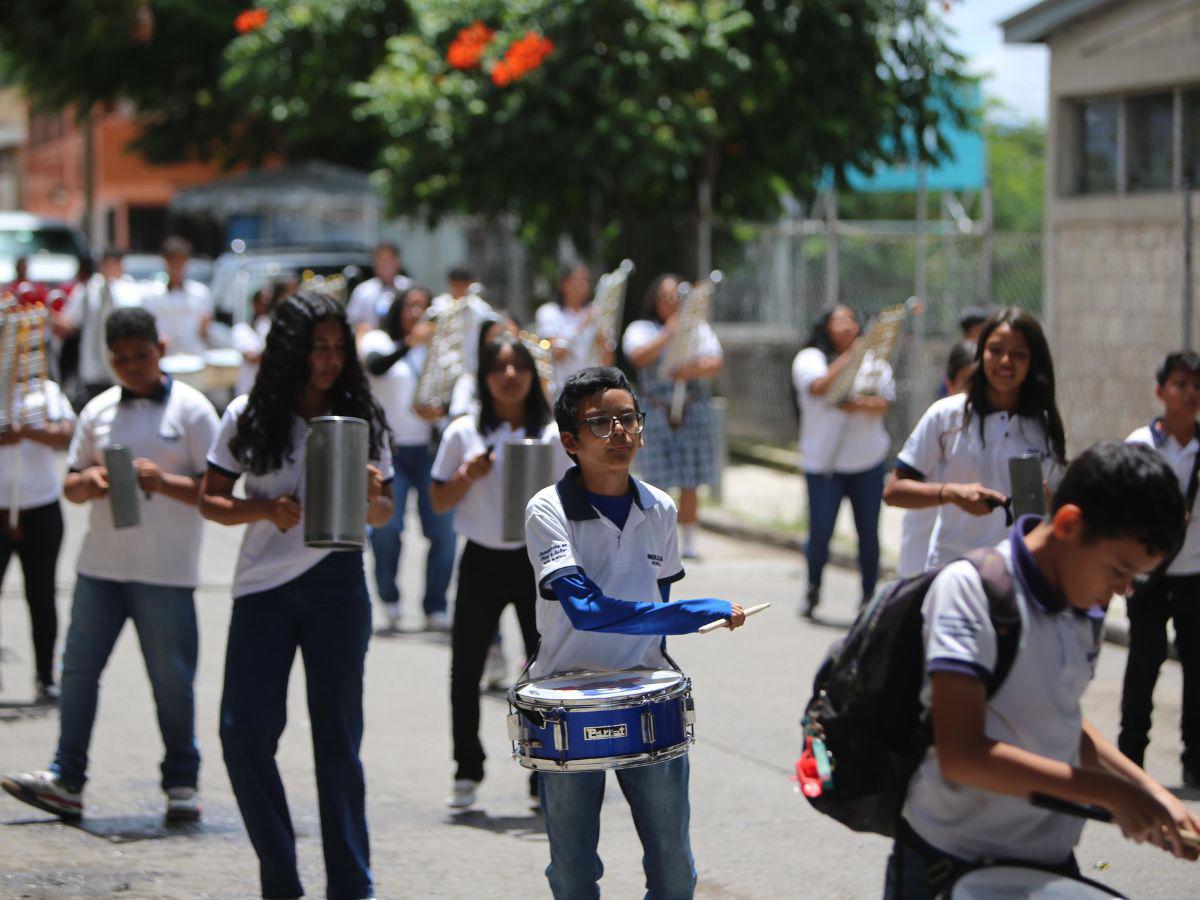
[219,552,373,900]
[805,461,885,599]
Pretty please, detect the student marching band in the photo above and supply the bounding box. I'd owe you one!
[1,248,1199,899]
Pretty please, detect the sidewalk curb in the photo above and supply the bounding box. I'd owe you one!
[699,507,1142,653]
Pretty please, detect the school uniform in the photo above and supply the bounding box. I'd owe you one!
[208,394,393,900]
[0,380,75,689]
[230,314,272,397]
[622,319,722,491]
[525,469,735,899]
[534,302,601,390]
[360,330,455,619]
[886,517,1103,897]
[897,394,1063,571]
[793,346,895,597]
[143,280,213,357]
[1120,420,1200,778]
[344,274,414,331]
[52,377,217,795]
[62,274,144,401]
[431,414,569,784]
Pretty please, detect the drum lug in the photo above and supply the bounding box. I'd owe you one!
[507,712,522,742]
[552,709,568,752]
[641,704,656,747]
[684,696,696,727]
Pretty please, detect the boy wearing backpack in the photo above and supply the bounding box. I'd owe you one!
[887,442,1200,897]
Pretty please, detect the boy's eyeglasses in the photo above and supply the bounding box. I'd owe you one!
[581,411,645,440]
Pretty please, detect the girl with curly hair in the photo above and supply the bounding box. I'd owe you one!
[200,292,393,900]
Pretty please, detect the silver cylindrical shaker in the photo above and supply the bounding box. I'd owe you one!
[103,445,141,529]
[1008,453,1046,521]
[501,439,556,543]
[304,416,369,549]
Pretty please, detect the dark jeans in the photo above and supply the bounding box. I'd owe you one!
[1119,573,1200,773]
[367,443,455,615]
[883,822,1080,899]
[805,462,885,599]
[219,551,373,900]
[0,500,63,685]
[451,541,539,782]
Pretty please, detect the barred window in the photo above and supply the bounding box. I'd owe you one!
[1126,92,1175,192]
[1078,99,1118,194]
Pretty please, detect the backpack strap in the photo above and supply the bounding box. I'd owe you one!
[963,547,1021,698]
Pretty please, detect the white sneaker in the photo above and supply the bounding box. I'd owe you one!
[379,603,402,634]
[165,786,201,823]
[483,644,508,691]
[446,778,478,810]
[1,770,83,820]
[425,611,451,633]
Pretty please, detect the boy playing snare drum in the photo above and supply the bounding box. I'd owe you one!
[524,366,744,899]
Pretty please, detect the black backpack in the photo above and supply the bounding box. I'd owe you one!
[797,547,1021,838]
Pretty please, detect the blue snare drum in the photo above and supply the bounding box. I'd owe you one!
[507,668,695,772]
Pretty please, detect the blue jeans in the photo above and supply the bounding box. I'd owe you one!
[368,443,455,615]
[219,552,373,900]
[540,756,696,900]
[52,574,199,791]
[805,461,885,599]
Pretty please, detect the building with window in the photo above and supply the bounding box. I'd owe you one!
[1004,0,1200,451]
[0,88,26,210]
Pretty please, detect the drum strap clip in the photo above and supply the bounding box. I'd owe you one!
[551,713,569,753]
[641,703,657,747]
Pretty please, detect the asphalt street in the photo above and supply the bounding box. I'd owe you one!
[0,499,1196,898]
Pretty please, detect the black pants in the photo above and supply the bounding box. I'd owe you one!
[1118,573,1200,772]
[450,541,539,782]
[0,501,64,686]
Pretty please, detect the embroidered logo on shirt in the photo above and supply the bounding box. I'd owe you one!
[539,543,571,566]
[647,553,663,567]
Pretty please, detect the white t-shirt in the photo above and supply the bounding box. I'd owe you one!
[143,280,214,356]
[621,319,723,376]
[68,380,219,587]
[359,329,431,447]
[345,275,414,330]
[792,346,895,475]
[63,275,146,384]
[904,536,1103,864]
[524,474,684,677]
[0,380,75,509]
[207,395,394,599]
[1127,421,1200,575]
[431,415,569,550]
[897,394,1064,569]
[534,302,601,388]
[231,315,272,397]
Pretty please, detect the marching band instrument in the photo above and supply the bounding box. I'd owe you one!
[1,300,51,530]
[824,296,918,407]
[500,438,557,543]
[413,294,472,412]
[103,445,142,530]
[662,271,722,427]
[304,416,369,549]
[587,259,635,355]
[298,270,349,305]
[518,330,556,401]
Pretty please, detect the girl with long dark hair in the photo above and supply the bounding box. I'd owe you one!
[622,273,723,559]
[430,333,570,812]
[792,304,895,616]
[884,307,1067,570]
[200,292,394,900]
[534,262,613,391]
[360,285,457,633]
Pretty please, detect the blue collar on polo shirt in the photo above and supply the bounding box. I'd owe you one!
[1010,515,1103,620]
[1148,417,1200,449]
[120,376,173,405]
[555,465,651,521]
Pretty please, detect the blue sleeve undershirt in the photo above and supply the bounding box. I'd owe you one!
[548,571,732,635]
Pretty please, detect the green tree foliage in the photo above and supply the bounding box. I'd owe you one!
[360,0,975,274]
[987,119,1044,232]
[0,0,409,167]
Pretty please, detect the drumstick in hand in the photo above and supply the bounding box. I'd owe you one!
[699,602,770,634]
[1031,793,1200,852]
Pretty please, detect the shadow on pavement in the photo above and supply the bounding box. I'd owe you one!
[4,813,240,843]
[445,808,545,839]
[1168,785,1200,802]
[0,700,56,723]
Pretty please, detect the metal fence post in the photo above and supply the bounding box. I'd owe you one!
[1186,179,1194,352]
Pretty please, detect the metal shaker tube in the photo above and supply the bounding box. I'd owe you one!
[304,416,369,549]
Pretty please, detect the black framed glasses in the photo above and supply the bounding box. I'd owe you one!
[581,411,645,439]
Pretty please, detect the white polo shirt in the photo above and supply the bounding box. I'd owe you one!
[345,275,414,330]
[898,394,1064,569]
[1127,420,1200,576]
[68,379,218,588]
[63,275,145,384]
[534,302,600,387]
[231,315,272,397]
[143,280,214,356]
[621,319,723,377]
[792,346,895,475]
[904,527,1104,864]
[431,415,569,550]
[0,380,75,510]
[896,507,939,579]
[359,330,431,446]
[208,394,394,599]
[525,471,685,677]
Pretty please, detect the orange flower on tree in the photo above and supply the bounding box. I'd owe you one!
[490,32,553,87]
[234,8,269,34]
[447,21,495,70]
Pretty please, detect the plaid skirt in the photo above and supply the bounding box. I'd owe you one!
[635,395,716,490]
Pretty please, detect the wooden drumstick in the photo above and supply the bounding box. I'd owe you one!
[1031,793,1200,852]
[698,602,770,634]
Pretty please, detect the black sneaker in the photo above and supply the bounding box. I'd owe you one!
[1,771,83,820]
[528,772,541,813]
[801,585,819,619]
[1184,766,1200,789]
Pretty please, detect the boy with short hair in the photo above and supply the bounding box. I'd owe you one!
[887,442,1200,898]
[1122,350,1200,787]
[1,308,219,823]
[525,366,745,899]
